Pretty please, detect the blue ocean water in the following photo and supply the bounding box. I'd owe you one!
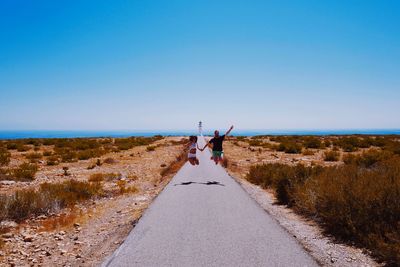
[0,129,399,140]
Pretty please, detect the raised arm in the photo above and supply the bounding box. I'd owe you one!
[201,141,210,151]
[225,125,234,136]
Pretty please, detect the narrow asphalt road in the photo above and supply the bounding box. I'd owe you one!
[103,136,318,267]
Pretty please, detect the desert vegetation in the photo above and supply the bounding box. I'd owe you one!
[0,180,102,223]
[233,135,400,157]
[245,139,400,266]
[0,135,186,266]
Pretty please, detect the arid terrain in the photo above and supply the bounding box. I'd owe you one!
[0,134,399,266]
[0,136,187,266]
[223,135,400,266]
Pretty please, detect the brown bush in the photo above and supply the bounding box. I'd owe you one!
[324,150,340,161]
[103,157,116,164]
[0,148,11,166]
[88,173,104,182]
[116,180,138,194]
[11,163,38,181]
[343,149,393,168]
[302,149,315,156]
[89,172,121,182]
[25,152,43,163]
[246,157,400,265]
[0,180,102,222]
[146,145,156,152]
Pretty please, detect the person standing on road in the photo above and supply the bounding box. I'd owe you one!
[201,125,234,165]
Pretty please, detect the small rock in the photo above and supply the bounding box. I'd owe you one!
[330,257,337,263]
[0,180,16,186]
[2,232,13,238]
[75,254,82,259]
[23,234,34,242]
[0,220,18,228]
[36,215,47,220]
[60,249,67,255]
[73,223,80,228]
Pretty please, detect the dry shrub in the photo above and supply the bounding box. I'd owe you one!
[343,149,393,168]
[116,180,138,194]
[246,156,400,265]
[0,148,11,166]
[160,151,187,177]
[25,152,43,163]
[221,157,229,168]
[46,155,60,166]
[16,144,30,152]
[247,164,319,206]
[277,142,303,154]
[324,150,340,161]
[42,151,52,157]
[89,172,121,182]
[11,163,38,181]
[89,173,104,182]
[0,180,102,222]
[146,145,156,152]
[302,149,315,156]
[40,213,77,232]
[127,173,138,180]
[103,157,116,164]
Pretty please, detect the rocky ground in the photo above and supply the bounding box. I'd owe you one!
[0,137,186,267]
[223,138,380,267]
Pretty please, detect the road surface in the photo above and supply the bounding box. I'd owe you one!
[103,136,318,267]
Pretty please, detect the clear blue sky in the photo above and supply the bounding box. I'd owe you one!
[1,0,399,131]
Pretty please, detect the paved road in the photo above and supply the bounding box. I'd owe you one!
[103,136,318,267]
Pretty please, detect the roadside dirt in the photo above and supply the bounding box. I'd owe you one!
[0,137,186,267]
[224,139,380,267]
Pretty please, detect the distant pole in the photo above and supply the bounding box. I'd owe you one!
[198,121,202,136]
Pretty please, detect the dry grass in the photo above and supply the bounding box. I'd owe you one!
[116,180,138,194]
[11,163,38,181]
[160,151,187,177]
[88,172,121,182]
[146,145,156,152]
[323,150,340,161]
[39,213,78,232]
[0,148,11,166]
[246,154,400,266]
[0,180,103,222]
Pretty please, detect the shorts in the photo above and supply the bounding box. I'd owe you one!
[212,151,223,158]
[188,153,197,159]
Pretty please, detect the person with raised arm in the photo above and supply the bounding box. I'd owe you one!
[201,125,234,165]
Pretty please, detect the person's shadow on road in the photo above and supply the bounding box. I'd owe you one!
[174,181,225,186]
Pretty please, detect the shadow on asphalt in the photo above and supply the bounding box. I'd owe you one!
[174,181,225,186]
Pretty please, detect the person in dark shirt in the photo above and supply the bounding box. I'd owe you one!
[202,125,234,165]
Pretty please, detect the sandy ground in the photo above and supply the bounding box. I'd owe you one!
[0,137,186,267]
[223,138,380,267]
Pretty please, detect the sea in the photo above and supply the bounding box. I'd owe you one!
[0,129,399,140]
